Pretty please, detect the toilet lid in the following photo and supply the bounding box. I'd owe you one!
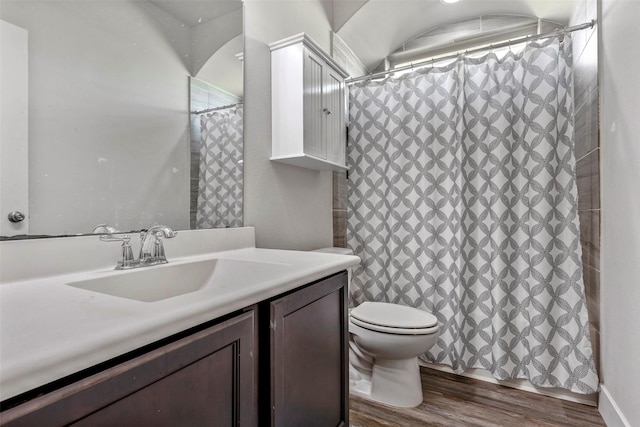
[351,302,438,330]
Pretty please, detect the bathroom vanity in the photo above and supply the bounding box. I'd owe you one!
[0,228,357,426]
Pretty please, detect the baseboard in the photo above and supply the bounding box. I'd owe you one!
[598,385,631,427]
[418,361,598,407]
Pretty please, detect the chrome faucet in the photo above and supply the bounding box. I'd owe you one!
[138,225,177,266]
[95,223,177,270]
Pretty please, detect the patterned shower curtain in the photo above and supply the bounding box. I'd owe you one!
[196,107,243,228]
[347,36,599,393]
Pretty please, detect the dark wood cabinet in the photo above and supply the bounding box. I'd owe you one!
[268,271,349,427]
[0,310,256,427]
[1,271,349,427]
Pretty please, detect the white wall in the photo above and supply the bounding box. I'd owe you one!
[243,1,334,250]
[0,1,191,235]
[599,0,640,425]
[0,20,29,236]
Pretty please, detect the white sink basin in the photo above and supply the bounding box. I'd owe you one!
[67,258,290,302]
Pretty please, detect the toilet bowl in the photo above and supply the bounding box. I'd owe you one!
[349,301,439,407]
[312,248,440,408]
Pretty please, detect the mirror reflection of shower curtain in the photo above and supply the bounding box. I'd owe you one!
[196,107,243,228]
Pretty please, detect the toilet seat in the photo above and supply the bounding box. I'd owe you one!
[351,302,439,335]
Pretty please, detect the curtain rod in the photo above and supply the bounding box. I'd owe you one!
[346,19,595,84]
[191,102,243,115]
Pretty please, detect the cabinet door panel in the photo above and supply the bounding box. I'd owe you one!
[71,344,237,427]
[1,311,256,427]
[270,272,348,427]
[303,49,326,159]
[271,35,348,170]
[324,68,346,165]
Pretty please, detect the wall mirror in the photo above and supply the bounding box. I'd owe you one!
[0,0,243,239]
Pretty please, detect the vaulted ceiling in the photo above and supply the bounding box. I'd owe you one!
[332,0,580,71]
[145,0,582,90]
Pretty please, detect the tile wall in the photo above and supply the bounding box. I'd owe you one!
[571,0,601,374]
[332,170,348,248]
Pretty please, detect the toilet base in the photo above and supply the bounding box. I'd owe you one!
[350,356,423,408]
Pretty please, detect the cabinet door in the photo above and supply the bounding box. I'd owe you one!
[324,66,346,166]
[1,311,256,427]
[303,48,326,159]
[270,272,348,427]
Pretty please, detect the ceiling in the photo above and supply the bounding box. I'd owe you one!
[145,0,582,83]
[334,0,581,71]
[150,0,242,27]
[144,0,243,84]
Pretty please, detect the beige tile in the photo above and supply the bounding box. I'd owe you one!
[589,324,601,376]
[572,22,597,66]
[333,210,347,248]
[333,237,346,248]
[579,210,600,269]
[572,29,586,63]
[573,31,598,111]
[333,171,348,210]
[575,89,599,160]
[576,149,600,210]
[583,265,600,330]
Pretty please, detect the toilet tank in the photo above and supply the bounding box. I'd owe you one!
[311,247,354,285]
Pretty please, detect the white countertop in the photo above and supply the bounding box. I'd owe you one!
[0,246,359,402]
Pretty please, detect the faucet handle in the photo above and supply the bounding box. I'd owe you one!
[116,239,138,270]
[153,239,168,264]
[93,223,118,235]
[97,233,138,270]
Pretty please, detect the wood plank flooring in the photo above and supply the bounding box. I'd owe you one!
[349,367,606,427]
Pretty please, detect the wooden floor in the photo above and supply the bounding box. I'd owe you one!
[349,367,606,427]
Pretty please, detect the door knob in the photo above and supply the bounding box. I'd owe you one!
[7,211,25,223]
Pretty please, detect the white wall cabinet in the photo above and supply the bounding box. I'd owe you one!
[270,33,349,171]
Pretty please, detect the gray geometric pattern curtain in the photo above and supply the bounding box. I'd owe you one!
[347,36,599,393]
[196,107,243,228]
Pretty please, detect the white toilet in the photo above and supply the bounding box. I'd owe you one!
[313,248,440,408]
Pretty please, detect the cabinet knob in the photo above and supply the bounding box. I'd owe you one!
[7,211,25,223]
[323,108,332,115]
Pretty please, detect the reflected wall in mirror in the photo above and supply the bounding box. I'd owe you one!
[0,0,243,239]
